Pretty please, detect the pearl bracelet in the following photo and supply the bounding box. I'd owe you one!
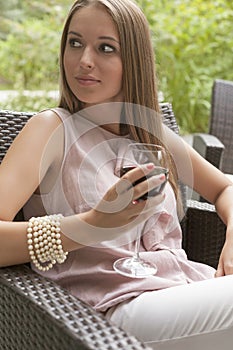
[27,214,68,271]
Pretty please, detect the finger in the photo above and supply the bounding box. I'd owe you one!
[120,163,156,188]
[97,185,134,214]
[115,177,133,195]
[114,163,157,198]
[215,267,224,277]
[215,260,224,277]
[132,173,166,200]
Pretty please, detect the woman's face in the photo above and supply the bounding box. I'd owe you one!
[64,5,123,108]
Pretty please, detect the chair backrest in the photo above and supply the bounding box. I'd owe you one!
[209,79,233,174]
[0,110,35,163]
[0,103,180,161]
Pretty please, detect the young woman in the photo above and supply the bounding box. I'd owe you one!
[1,0,233,349]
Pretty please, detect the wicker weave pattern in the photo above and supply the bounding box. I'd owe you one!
[0,110,34,162]
[185,200,226,268]
[192,80,233,177]
[210,79,233,173]
[0,265,150,350]
[160,102,179,135]
[0,105,226,349]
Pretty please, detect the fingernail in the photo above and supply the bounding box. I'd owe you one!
[146,163,155,170]
[159,174,165,180]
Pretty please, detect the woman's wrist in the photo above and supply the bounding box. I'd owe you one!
[27,214,68,271]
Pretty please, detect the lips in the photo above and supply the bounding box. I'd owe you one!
[76,75,101,86]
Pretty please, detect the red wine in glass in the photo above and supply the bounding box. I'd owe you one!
[120,165,169,200]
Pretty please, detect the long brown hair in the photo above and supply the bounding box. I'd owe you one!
[58,0,181,211]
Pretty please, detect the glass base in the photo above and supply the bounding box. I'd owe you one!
[113,257,157,278]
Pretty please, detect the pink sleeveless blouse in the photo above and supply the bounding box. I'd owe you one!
[23,108,215,312]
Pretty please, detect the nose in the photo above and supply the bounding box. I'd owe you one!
[79,47,94,70]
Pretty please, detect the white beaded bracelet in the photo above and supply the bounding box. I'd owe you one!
[27,214,68,271]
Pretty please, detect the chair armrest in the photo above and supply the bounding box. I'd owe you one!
[193,133,225,170]
[0,265,150,350]
[183,200,226,269]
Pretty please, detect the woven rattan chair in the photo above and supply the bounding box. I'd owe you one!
[193,79,233,174]
[0,104,226,350]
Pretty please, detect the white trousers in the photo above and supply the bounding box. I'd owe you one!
[106,275,233,350]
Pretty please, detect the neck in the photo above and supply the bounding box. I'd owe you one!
[80,102,124,135]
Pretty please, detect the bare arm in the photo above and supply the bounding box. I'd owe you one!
[163,124,232,205]
[185,143,233,276]
[185,142,233,205]
[214,185,233,276]
[0,115,165,267]
[164,126,233,275]
[0,220,82,267]
[168,130,233,226]
[0,110,83,267]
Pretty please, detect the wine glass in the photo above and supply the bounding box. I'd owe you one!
[113,143,169,278]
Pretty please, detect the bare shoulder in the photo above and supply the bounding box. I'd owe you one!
[28,109,62,130]
[8,109,65,158]
[17,109,64,145]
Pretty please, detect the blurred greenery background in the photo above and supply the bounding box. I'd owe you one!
[0,0,232,134]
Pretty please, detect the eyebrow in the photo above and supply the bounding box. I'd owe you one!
[67,31,120,44]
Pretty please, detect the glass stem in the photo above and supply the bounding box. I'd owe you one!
[133,231,141,261]
[133,223,146,262]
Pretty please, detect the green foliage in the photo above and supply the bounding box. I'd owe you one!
[0,0,233,132]
[0,0,70,111]
[138,0,233,133]
[0,1,68,90]
[2,93,58,113]
[0,19,59,90]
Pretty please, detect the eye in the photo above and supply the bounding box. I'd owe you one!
[68,38,82,48]
[99,44,115,53]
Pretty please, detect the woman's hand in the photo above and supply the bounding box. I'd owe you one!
[213,185,233,277]
[61,163,166,246]
[89,163,166,228]
[215,229,233,276]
